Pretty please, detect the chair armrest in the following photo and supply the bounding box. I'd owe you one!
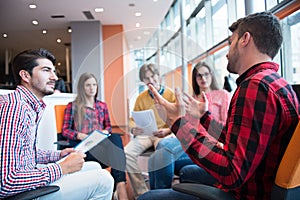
[4,185,60,200]
[172,183,234,200]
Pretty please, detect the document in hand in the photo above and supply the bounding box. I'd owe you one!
[132,109,158,135]
[75,130,111,153]
[56,130,110,163]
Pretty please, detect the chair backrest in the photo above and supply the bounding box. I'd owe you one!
[4,185,60,200]
[271,118,300,199]
[54,104,70,150]
[54,104,67,133]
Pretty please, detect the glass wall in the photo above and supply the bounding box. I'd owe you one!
[141,0,300,91]
[281,9,300,84]
[211,0,229,46]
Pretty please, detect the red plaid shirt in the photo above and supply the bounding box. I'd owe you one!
[172,62,300,199]
[0,86,62,198]
[62,100,112,140]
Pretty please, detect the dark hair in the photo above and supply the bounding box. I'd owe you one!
[192,62,219,96]
[12,48,56,85]
[229,11,282,59]
[139,63,160,81]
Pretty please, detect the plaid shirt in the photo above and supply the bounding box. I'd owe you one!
[172,62,300,200]
[62,100,112,140]
[0,86,62,198]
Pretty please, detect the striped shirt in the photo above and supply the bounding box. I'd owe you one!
[172,62,300,199]
[0,85,62,198]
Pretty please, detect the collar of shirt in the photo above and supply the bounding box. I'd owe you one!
[16,85,46,115]
[236,62,279,85]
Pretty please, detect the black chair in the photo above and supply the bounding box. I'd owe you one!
[173,119,300,200]
[4,185,60,200]
[173,183,234,200]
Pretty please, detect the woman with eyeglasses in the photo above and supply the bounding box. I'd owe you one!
[148,62,231,190]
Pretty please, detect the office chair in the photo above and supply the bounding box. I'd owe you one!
[4,186,60,200]
[54,104,70,149]
[173,119,300,200]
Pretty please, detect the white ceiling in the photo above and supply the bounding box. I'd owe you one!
[0,0,173,68]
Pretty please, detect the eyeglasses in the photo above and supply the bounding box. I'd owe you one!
[196,72,211,79]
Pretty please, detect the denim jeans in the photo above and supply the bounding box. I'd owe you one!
[179,164,217,186]
[148,137,194,189]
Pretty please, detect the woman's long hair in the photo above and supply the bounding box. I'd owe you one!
[74,72,98,125]
[192,62,219,96]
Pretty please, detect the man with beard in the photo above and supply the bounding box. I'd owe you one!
[138,11,300,200]
[0,48,114,199]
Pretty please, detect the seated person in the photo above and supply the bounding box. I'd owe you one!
[148,62,231,189]
[54,70,66,93]
[54,78,66,93]
[62,72,128,200]
[124,63,176,199]
[0,48,113,199]
[138,11,300,200]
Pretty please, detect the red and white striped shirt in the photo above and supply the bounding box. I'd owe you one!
[0,85,62,198]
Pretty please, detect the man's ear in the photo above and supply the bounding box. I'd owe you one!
[240,32,251,47]
[19,70,31,83]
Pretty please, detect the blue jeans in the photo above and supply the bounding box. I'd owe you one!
[148,137,194,189]
[179,164,217,186]
[137,189,201,200]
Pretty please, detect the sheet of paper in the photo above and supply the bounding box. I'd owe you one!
[132,109,158,135]
[57,130,110,163]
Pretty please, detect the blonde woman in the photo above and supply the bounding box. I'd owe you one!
[62,72,128,200]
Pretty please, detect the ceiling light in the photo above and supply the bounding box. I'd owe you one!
[56,38,62,43]
[32,20,38,25]
[29,4,37,9]
[57,62,61,66]
[135,12,142,17]
[135,22,141,28]
[42,30,47,34]
[136,36,142,40]
[153,0,158,2]
[143,31,150,35]
[51,15,65,18]
[95,7,104,12]
[67,27,72,33]
[3,33,8,38]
